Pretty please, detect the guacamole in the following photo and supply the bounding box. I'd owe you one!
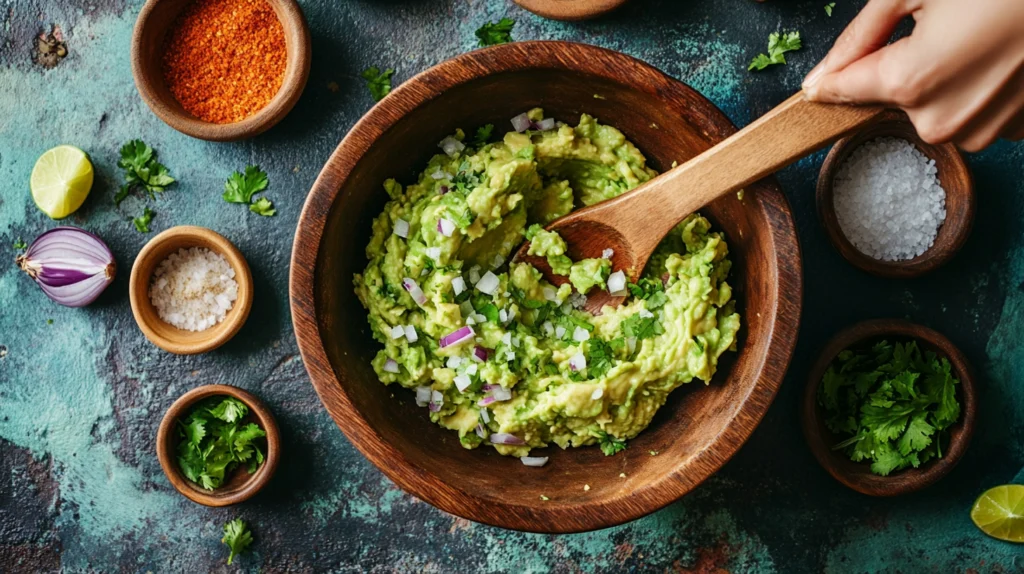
[353,109,740,459]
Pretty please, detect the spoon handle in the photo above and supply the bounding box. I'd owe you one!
[596,93,885,259]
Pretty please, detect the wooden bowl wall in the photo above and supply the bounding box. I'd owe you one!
[801,319,977,496]
[290,41,802,533]
[513,0,629,20]
[157,384,281,506]
[130,0,311,141]
[816,111,975,278]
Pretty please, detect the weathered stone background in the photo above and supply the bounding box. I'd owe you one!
[1,0,1022,571]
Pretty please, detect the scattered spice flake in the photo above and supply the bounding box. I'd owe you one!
[619,473,627,478]
[593,94,606,100]
[649,450,659,456]
[583,484,591,491]
[539,494,549,501]
[46,319,54,325]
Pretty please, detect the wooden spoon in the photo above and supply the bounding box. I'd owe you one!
[512,92,884,313]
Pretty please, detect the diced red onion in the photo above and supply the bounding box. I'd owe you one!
[415,386,432,407]
[607,270,627,296]
[454,374,472,392]
[521,456,549,467]
[569,353,587,372]
[403,324,418,342]
[472,346,489,362]
[439,136,465,157]
[451,276,466,295]
[601,248,614,259]
[480,409,491,423]
[475,271,499,295]
[437,218,456,237]
[483,386,512,402]
[490,433,526,445]
[573,326,590,342]
[440,326,475,348]
[393,218,410,238]
[383,358,400,373]
[16,227,116,308]
[439,185,449,195]
[535,118,556,131]
[510,113,532,133]
[475,423,487,439]
[429,390,444,412]
[402,277,427,306]
[478,396,496,407]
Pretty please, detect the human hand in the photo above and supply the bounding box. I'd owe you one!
[802,0,1024,151]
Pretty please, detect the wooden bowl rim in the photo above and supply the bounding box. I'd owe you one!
[800,319,977,496]
[130,0,312,142]
[288,40,803,533]
[129,225,254,354]
[513,0,629,21]
[156,384,281,506]
[816,110,975,278]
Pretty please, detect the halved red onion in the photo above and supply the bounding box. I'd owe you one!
[475,271,499,295]
[437,218,456,237]
[534,118,556,131]
[521,456,549,467]
[510,113,532,133]
[490,433,525,445]
[440,326,475,348]
[17,227,116,308]
[415,386,432,407]
[402,277,427,306]
[439,136,465,157]
[607,270,627,296]
[393,218,410,238]
[454,374,472,392]
[383,358,400,373]
[569,353,587,372]
[472,346,489,362]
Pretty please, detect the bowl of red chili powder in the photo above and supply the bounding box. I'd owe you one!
[131,0,311,141]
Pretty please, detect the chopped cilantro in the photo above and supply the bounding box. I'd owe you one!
[176,397,267,490]
[438,192,474,228]
[223,165,268,203]
[222,518,253,565]
[249,197,276,217]
[597,432,627,456]
[475,18,515,47]
[133,207,154,233]
[748,31,802,71]
[825,2,835,16]
[46,318,54,325]
[473,124,495,146]
[621,312,663,340]
[627,278,665,300]
[12,238,27,250]
[819,340,961,476]
[361,66,395,101]
[116,139,176,205]
[586,338,616,379]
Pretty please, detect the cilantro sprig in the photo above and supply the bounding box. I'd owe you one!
[13,238,27,250]
[819,340,961,476]
[361,66,394,102]
[115,139,175,206]
[597,431,627,456]
[223,165,275,217]
[222,518,254,565]
[476,18,515,47]
[133,207,155,233]
[748,31,802,71]
[176,397,267,490]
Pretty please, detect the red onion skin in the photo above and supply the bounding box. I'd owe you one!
[17,226,116,308]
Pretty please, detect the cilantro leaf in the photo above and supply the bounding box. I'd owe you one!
[825,2,835,16]
[208,397,249,423]
[597,432,627,456]
[133,207,154,233]
[897,413,934,456]
[473,124,495,146]
[748,31,802,71]
[621,313,663,340]
[12,238,27,250]
[116,139,175,203]
[249,197,276,217]
[586,338,616,379]
[361,66,395,101]
[476,18,515,47]
[222,519,253,565]
[223,165,269,204]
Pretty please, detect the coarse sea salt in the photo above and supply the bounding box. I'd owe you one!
[833,137,946,262]
[149,247,239,332]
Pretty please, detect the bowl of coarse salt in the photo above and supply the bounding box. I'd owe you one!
[817,111,974,278]
[130,226,254,354]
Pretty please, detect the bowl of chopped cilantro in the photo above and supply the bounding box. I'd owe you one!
[802,319,976,496]
[157,384,280,506]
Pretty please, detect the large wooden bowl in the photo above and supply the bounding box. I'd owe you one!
[290,41,802,533]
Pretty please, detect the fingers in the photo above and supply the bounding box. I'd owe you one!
[954,69,1024,151]
[804,0,917,89]
[804,37,920,105]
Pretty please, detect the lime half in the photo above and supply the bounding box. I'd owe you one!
[30,145,94,219]
[971,484,1024,543]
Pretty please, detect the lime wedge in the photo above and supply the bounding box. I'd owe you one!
[30,145,94,219]
[971,484,1024,543]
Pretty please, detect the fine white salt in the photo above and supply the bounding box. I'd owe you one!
[833,137,946,261]
[149,247,239,332]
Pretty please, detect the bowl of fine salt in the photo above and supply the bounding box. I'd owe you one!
[817,110,974,279]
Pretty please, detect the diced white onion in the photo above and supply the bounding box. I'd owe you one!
[451,276,466,296]
[490,433,526,445]
[490,386,512,402]
[404,324,418,342]
[465,316,476,325]
[511,336,520,347]
[591,387,604,400]
[454,374,472,392]
[393,218,410,238]
[468,266,481,284]
[521,456,549,467]
[499,309,508,323]
[535,118,556,131]
[447,356,463,368]
[383,358,400,373]
[402,278,427,306]
[639,308,654,319]
[439,136,465,157]
[390,325,405,340]
[437,218,456,237]
[569,352,587,372]
[554,326,566,339]
[607,271,627,296]
[431,170,447,180]
[425,247,441,261]
[415,386,432,406]
[501,332,512,345]
[492,254,504,269]
[601,248,614,259]
[466,363,478,376]
[543,286,558,302]
[627,337,637,354]
[510,113,532,133]
[506,351,516,362]
[573,326,590,342]
[542,321,554,336]
[475,271,500,295]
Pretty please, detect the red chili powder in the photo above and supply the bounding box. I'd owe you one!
[161,0,287,124]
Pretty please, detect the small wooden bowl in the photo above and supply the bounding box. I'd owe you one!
[513,0,629,20]
[817,111,974,278]
[801,319,977,496]
[130,0,311,141]
[129,226,253,354]
[157,384,280,506]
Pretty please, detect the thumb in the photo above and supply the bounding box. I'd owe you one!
[805,37,917,105]
[804,0,915,89]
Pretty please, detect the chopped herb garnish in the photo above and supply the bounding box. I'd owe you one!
[249,197,276,217]
[222,518,254,565]
[475,18,515,47]
[116,139,175,205]
[133,207,154,233]
[12,238,27,250]
[825,2,836,16]
[473,124,495,146]
[597,431,627,456]
[621,312,663,340]
[748,31,802,71]
[361,66,395,101]
[176,397,267,490]
[223,165,275,217]
[587,338,617,379]
[46,318,54,325]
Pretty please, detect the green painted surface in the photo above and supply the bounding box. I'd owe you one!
[0,0,1021,571]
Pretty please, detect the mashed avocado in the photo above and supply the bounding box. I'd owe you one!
[353,110,740,459]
